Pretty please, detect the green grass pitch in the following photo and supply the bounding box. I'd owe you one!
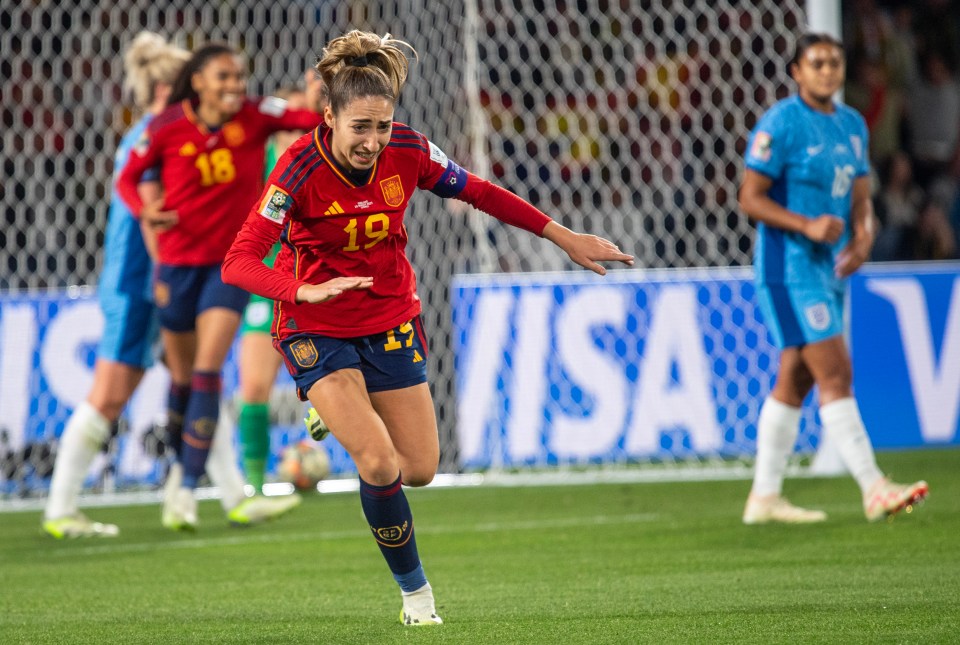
[1,448,957,644]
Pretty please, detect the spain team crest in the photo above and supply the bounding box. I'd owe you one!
[290,338,319,368]
[153,282,170,308]
[222,122,246,146]
[380,175,404,207]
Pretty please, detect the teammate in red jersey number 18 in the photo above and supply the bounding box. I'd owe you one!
[115,43,324,531]
[222,29,633,627]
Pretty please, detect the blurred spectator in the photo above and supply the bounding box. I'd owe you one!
[913,0,960,73]
[915,198,958,259]
[844,0,893,69]
[845,57,904,168]
[885,5,920,90]
[904,50,960,191]
[873,151,924,261]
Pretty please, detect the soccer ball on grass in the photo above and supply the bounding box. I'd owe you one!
[277,440,330,490]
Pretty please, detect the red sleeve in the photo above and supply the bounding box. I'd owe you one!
[254,97,322,135]
[116,130,161,217]
[457,172,553,236]
[278,107,324,132]
[222,211,306,304]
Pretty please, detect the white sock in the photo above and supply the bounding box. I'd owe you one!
[44,402,110,520]
[205,409,247,512]
[750,397,801,497]
[819,398,884,494]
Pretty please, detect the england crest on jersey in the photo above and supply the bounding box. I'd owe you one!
[850,135,863,160]
[805,302,831,331]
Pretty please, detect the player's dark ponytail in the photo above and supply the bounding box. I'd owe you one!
[168,42,237,106]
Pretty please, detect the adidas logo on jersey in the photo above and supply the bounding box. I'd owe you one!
[324,201,345,216]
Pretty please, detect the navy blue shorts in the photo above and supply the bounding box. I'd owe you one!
[154,264,250,332]
[277,316,429,400]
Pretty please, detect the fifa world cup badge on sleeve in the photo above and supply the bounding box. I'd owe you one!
[750,131,772,162]
[258,185,293,224]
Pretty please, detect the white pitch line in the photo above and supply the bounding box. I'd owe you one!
[48,512,659,558]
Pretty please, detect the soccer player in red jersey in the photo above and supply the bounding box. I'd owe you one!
[222,30,634,626]
[116,43,324,531]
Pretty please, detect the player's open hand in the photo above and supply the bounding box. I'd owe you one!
[803,214,844,244]
[142,200,179,232]
[296,276,374,304]
[543,222,634,276]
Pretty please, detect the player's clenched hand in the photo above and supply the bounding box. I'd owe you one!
[834,235,872,278]
[296,276,374,304]
[803,214,844,244]
[141,200,179,232]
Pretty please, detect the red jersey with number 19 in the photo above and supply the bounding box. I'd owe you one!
[222,122,552,339]
[116,97,321,266]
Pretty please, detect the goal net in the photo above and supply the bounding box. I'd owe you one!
[0,0,813,499]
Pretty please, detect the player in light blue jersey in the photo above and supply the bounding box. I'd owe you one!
[43,32,189,538]
[739,33,928,525]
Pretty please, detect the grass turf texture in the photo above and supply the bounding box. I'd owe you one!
[1,448,957,644]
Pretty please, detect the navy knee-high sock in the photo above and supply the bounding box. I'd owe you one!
[166,382,191,459]
[180,371,221,489]
[359,474,427,592]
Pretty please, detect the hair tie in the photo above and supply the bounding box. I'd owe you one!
[348,55,369,67]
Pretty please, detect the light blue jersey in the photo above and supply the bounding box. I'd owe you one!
[745,96,870,348]
[97,116,160,368]
[745,95,870,290]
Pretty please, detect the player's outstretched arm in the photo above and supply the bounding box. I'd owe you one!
[541,221,634,276]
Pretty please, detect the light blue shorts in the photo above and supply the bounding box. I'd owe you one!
[755,283,844,349]
[97,216,158,369]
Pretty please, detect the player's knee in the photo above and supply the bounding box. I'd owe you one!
[355,450,401,486]
[402,469,436,488]
[817,366,853,398]
[87,396,127,424]
[239,381,271,403]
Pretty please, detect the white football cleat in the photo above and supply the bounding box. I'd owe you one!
[227,493,302,526]
[162,461,183,507]
[43,513,119,539]
[863,478,928,522]
[162,486,198,532]
[400,583,443,626]
[304,407,330,442]
[743,494,827,525]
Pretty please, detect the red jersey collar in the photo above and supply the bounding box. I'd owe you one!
[313,126,377,188]
[181,99,236,136]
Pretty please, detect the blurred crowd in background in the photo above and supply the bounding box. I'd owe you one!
[843,0,960,261]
